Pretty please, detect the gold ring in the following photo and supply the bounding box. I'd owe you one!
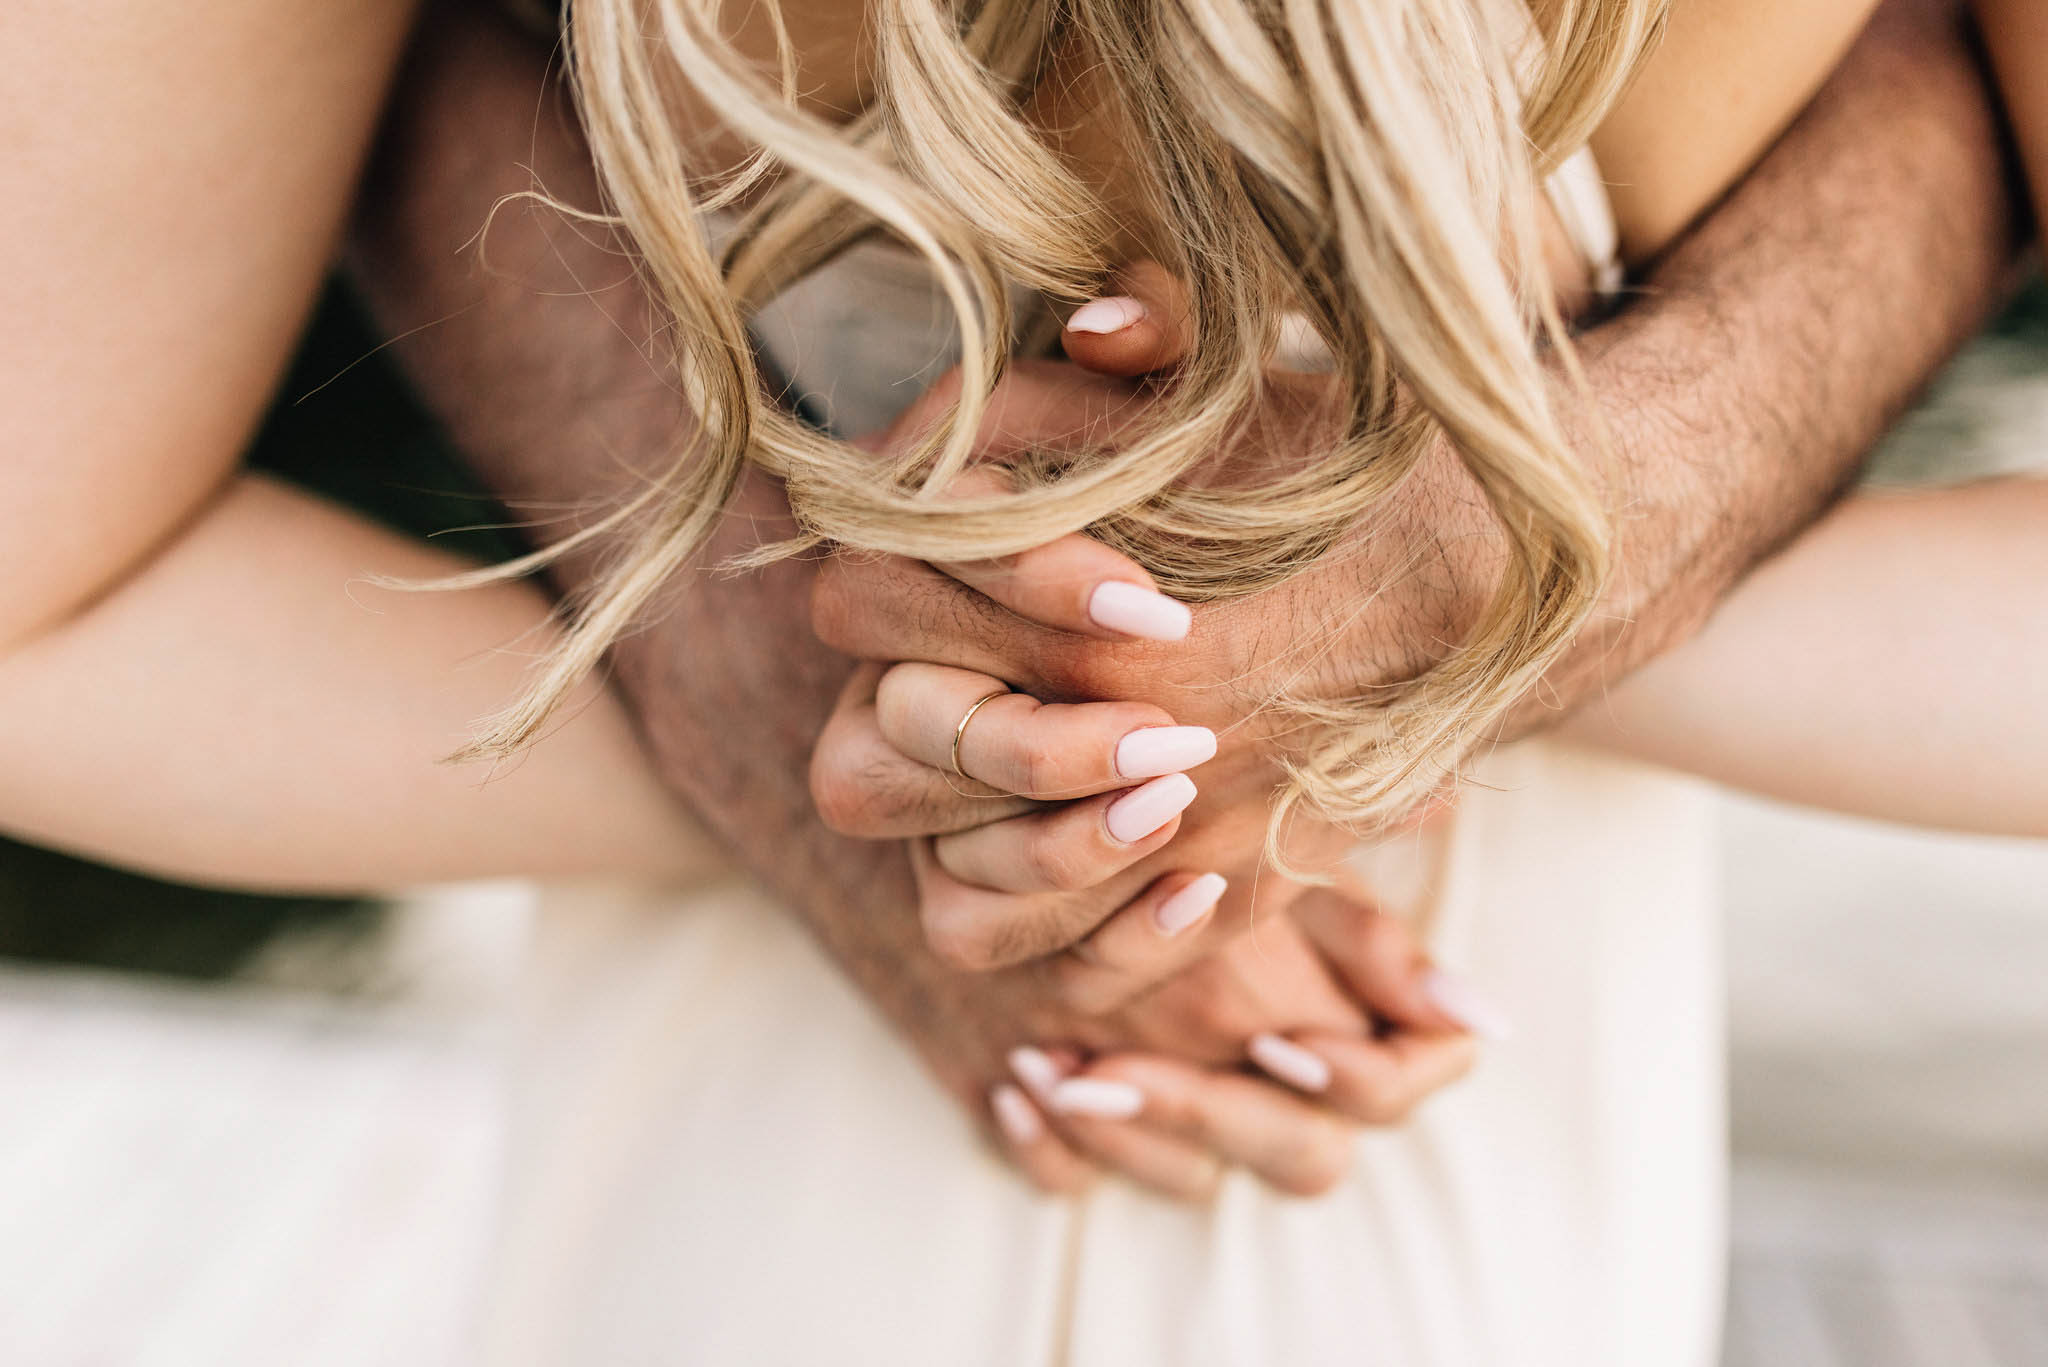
[949,688,1010,780]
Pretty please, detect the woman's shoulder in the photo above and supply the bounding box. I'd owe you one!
[1590,0,1884,263]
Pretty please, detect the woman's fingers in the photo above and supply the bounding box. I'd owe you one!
[936,534,1193,643]
[1245,1029,1480,1127]
[1060,260,1197,379]
[1062,1054,1356,1198]
[874,662,1213,800]
[910,839,1142,970]
[933,775,1195,893]
[985,1084,1100,1195]
[1220,893,1493,1123]
[1046,871,1238,1014]
[811,663,1035,837]
[998,1046,1219,1201]
[816,657,1219,867]
[926,467,1192,642]
[1291,890,1514,1038]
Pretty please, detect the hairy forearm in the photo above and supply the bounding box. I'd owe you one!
[348,6,963,1061]
[1539,0,2020,718]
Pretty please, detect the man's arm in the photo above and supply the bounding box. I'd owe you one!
[1545,0,2020,717]
[795,0,2025,985]
[349,9,959,1075]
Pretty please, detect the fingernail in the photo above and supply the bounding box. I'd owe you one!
[1422,968,1515,1041]
[1008,1045,1064,1099]
[1155,873,1227,936]
[1050,1077,1146,1119]
[990,1084,1044,1144]
[1115,725,1218,780]
[1105,773,1198,844]
[1248,1034,1332,1093]
[1065,295,1147,334]
[1088,581,1192,641]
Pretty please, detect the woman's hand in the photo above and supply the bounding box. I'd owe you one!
[806,276,1498,1200]
[907,885,1487,1202]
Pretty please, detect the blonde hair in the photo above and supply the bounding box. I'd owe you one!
[468,0,1668,842]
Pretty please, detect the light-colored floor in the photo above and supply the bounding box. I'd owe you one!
[0,962,502,1364]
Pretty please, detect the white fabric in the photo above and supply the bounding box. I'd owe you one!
[483,748,1722,1367]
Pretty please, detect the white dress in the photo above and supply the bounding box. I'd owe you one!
[477,156,1727,1367]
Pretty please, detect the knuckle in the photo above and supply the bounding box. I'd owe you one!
[1026,832,1095,893]
[921,897,1001,973]
[1013,734,1068,799]
[808,756,868,835]
[808,747,910,837]
[870,667,921,742]
[809,561,859,653]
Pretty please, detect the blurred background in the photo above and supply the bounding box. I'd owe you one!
[0,283,2044,1364]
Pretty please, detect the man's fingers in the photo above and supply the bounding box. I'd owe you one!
[1059,260,1196,378]
[1245,1030,1480,1128]
[874,662,1212,800]
[1068,1055,1356,1198]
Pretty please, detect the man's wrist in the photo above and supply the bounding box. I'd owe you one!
[1521,0,2018,727]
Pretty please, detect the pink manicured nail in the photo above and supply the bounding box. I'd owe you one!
[1248,1034,1332,1093]
[1155,873,1227,936]
[1115,726,1217,780]
[1008,1046,1064,1099]
[1050,1078,1145,1119]
[1422,968,1515,1040]
[990,1084,1044,1144]
[1105,774,1197,844]
[1066,296,1147,334]
[1088,581,1192,641]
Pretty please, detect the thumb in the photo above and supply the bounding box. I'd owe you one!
[1060,260,1194,378]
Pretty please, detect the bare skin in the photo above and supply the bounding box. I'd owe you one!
[351,0,2017,1191]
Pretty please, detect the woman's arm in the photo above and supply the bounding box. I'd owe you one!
[1564,480,2048,836]
[2,0,701,889]
[0,473,710,890]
